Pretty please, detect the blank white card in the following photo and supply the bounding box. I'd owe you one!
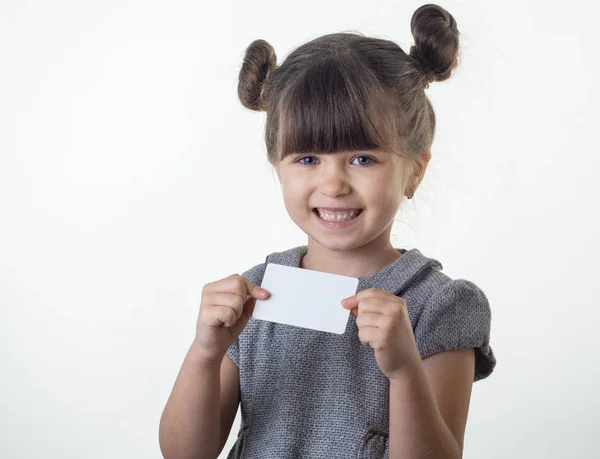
[252,263,359,334]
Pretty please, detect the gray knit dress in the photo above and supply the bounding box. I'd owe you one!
[225,245,496,459]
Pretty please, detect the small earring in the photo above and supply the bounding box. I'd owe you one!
[406,188,414,199]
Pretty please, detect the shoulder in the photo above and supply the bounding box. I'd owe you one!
[417,277,492,341]
[404,253,496,382]
[402,250,490,326]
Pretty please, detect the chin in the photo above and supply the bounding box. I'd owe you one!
[306,234,366,252]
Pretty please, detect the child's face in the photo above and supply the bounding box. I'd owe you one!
[273,149,410,249]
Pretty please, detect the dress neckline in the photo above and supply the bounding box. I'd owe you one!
[292,245,412,281]
[264,244,443,296]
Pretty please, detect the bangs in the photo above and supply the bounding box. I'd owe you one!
[274,57,398,161]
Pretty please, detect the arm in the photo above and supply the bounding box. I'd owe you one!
[159,339,222,459]
[389,348,475,459]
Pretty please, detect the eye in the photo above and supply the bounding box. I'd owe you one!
[295,155,377,166]
[297,156,318,166]
[351,155,376,166]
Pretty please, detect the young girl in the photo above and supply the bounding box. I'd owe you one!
[159,4,496,459]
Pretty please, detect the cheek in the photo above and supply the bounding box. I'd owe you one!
[362,189,402,223]
[278,170,313,218]
[365,187,400,210]
[282,186,309,214]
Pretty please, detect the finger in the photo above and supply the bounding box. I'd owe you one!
[341,297,357,308]
[358,327,377,348]
[203,278,246,304]
[206,302,238,327]
[357,297,387,315]
[343,296,388,314]
[356,311,387,329]
[203,292,245,320]
[342,287,381,306]
[345,303,383,318]
[238,275,270,300]
[207,276,270,302]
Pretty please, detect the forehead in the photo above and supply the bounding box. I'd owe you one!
[272,63,397,163]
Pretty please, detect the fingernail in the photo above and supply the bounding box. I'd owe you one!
[341,298,348,305]
[259,289,269,298]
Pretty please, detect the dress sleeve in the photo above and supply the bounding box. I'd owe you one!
[414,278,497,382]
[224,261,268,369]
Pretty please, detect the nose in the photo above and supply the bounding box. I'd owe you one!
[317,166,351,197]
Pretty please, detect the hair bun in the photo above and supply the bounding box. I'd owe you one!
[238,39,277,111]
[408,4,460,87]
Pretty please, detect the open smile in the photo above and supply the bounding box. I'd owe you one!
[312,208,363,228]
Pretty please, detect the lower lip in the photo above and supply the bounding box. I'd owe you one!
[313,209,363,228]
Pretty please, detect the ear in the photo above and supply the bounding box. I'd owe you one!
[423,149,431,166]
[413,150,431,189]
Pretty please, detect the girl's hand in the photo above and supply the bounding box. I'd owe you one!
[341,288,422,380]
[194,275,270,365]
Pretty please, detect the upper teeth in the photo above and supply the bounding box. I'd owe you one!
[317,209,360,221]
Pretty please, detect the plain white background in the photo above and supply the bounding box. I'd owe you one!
[1,0,598,457]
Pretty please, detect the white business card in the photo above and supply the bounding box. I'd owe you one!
[252,263,359,334]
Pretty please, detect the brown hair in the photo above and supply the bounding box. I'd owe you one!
[237,3,460,190]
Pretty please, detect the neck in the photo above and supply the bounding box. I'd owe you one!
[300,234,404,278]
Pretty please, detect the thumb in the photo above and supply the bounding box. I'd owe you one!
[239,276,269,301]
